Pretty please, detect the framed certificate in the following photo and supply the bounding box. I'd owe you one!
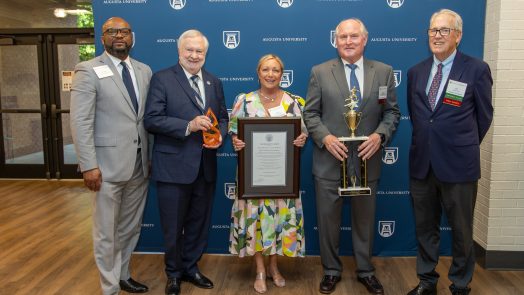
[237,117,301,199]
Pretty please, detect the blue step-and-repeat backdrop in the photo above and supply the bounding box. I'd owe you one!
[93,0,486,256]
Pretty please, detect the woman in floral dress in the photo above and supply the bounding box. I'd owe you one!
[229,54,308,294]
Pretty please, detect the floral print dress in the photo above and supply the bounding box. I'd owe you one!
[228,90,306,258]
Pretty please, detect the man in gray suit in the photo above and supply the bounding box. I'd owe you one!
[70,17,152,295]
[304,18,400,294]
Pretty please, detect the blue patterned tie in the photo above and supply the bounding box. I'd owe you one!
[121,61,138,113]
[347,64,362,108]
[427,63,443,110]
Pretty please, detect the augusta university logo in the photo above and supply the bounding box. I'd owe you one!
[386,0,404,8]
[280,70,293,88]
[330,30,337,48]
[382,147,398,164]
[379,221,395,237]
[277,0,293,8]
[393,70,402,87]
[169,0,186,10]
[223,31,240,49]
[224,183,236,200]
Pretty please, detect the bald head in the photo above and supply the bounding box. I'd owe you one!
[101,17,133,60]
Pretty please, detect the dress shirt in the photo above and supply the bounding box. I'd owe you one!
[425,50,456,105]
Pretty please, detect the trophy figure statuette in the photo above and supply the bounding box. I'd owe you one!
[338,87,372,196]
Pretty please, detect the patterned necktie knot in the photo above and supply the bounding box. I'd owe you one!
[348,64,357,71]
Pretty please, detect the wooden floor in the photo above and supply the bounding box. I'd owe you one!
[0,180,523,295]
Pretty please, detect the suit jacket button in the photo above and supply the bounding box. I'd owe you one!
[133,139,138,143]
[429,119,433,123]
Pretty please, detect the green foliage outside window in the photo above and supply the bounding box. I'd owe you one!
[77,6,95,62]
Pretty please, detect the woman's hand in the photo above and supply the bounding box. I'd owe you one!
[231,134,246,151]
[293,132,308,147]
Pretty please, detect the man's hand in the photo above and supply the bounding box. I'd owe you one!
[83,168,102,192]
[322,134,348,161]
[188,115,212,133]
[203,135,223,149]
[358,133,382,160]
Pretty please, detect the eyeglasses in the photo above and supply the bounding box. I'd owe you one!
[427,28,457,37]
[103,28,132,37]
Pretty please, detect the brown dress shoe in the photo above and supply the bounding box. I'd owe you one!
[357,275,384,294]
[319,275,341,294]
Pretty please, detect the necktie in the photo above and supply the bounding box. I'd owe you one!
[190,75,204,108]
[347,64,362,108]
[120,61,138,113]
[428,63,443,110]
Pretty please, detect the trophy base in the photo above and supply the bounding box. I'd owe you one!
[338,136,369,142]
[338,186,372,196]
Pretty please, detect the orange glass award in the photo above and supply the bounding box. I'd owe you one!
[203,108,221,146]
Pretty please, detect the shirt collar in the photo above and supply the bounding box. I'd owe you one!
[105,51,131,68]
[341,56,364,69]
[433,49,456,68]
[181,65,202,81]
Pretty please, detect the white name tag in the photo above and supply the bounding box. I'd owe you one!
[446,79,467,97]
[379,86,388,100]
[93,65,114,79]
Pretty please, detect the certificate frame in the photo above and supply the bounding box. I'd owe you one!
[237,117,301,199]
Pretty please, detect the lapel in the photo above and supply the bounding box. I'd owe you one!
[417,57,434,111]
[129,58,145,118]
[173,64,205,113]
[331,59,350,102]
[360,58,375,111]
[99,53,136,116]
[202,70,213,110]
[433,51,466,113]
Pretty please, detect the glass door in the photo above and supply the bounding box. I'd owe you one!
[0,29,94,179]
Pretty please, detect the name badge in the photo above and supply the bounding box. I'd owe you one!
[378,86,387,104]
[93,65,113,79]
[443,79,467,107]
[268,105,287,117]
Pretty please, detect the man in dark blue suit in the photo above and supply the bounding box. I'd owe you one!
[406,9,493,295]
[144,29,228,295]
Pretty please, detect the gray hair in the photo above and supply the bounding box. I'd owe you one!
[430,9,463,32]
[177,29,209,51]
[335,18,369,38]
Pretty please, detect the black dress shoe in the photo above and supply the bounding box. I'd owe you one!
[165,278,181,295]
[119,278,148,293]
[319,275,341,294]
[449,284,471,295]
[181,272,214,289]
[407,284,437,295]
[357,275,384,294]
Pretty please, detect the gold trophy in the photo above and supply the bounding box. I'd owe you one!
[338,87,371,196]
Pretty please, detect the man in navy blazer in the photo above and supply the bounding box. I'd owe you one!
[144,29,228,295]
[407,9,493,295]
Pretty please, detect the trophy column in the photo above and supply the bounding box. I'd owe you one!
[338,87,372,196]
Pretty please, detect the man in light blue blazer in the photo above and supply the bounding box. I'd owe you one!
[144,29,228,295]
[70,17,152,295]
